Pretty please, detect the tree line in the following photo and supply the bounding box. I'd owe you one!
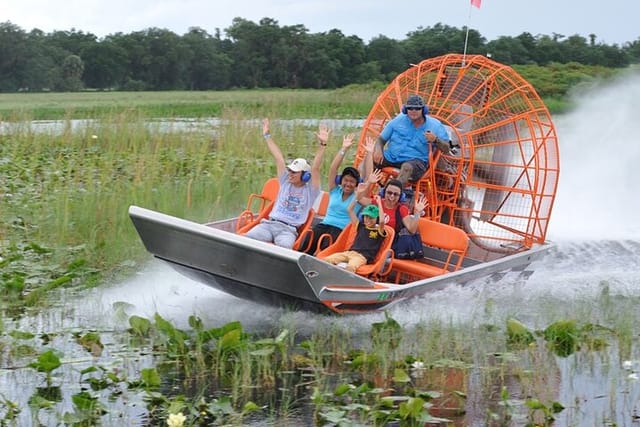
[1,18,639,93]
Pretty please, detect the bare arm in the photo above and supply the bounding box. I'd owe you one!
[373,135,386,165]
[310,123,330,189]
[376,195,386,235]
[262,118,286,176]
[327,133,355,191]
[362,136,376,183]
[356,168,383,205]
[347,198,359,225]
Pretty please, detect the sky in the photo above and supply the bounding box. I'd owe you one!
[4,0,639,46]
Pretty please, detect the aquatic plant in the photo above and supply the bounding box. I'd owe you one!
[28,349,62,388]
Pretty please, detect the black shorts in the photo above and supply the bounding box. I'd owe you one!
[377,158,428,182]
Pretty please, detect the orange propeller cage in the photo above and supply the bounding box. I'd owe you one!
[355,54,560,254]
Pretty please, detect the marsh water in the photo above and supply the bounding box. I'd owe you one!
[2,74,640,426]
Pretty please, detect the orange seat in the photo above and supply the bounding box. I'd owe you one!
[292,209,316,252]
[307,191,335,253]
[236,178,280,232]
[236,178,316,251]
[238,203,316,251]
[380,166,400,181]
[317,223,395,278]
[391,218,468,283]
[315,191,330,217]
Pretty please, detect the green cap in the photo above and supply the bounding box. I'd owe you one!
[362,204,379,218]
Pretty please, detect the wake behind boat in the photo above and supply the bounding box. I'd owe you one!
[129,54,559,314]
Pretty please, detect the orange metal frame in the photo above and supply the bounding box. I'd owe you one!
[354,54,559,253]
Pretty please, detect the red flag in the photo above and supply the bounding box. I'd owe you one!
[471,0,481,8]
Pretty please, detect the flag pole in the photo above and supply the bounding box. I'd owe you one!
[462,1,473,66]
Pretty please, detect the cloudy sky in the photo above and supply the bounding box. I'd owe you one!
[4,0,639,45]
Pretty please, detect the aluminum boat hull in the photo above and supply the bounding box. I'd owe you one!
[129,206,551,314]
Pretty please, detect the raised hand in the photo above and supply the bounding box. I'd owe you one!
[316,123,331,145]
[414,194,428,215]
[262,118,270,136]
[368,168,383,185]
[342,133,355,149]
[364,136,376,153]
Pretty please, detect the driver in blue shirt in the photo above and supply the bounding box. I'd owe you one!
[372,94,451,188]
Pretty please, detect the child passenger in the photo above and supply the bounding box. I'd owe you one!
[323,197,386,273]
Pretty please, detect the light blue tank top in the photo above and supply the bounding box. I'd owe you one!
[321,186,358,229]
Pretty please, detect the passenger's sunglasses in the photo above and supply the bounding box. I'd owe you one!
[385,190,401,197]
[405,107,422,111]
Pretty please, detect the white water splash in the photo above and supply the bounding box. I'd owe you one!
[549,70,640,241]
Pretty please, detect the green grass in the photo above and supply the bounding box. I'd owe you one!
[0,87,382,121]
[0,83,573,121]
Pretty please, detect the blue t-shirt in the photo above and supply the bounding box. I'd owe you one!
[271,172,320,226]
[379,114,450,166]
[321,186,358,229]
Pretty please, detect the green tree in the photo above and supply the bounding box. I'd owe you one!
[267,22,309,88]
[366,35,407,81]
[487,36,532,64]
[0,22,31,91]
[182,27,232,90]
[531,34,565,64]
[311,29,366,87]
[300,35,339,88]
[46,29,97,56]
[20,29,57,90]
[225,17,269,88]
[403,23,482,63]
[623,38,640,64]
[145,28,192,90]
[57,54,84,91]
[109,31,152,90]
[81,40,128,89]
[0,19,635,93]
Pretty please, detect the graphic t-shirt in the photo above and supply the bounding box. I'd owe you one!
[271,172,321,226]
[381,203,410,232]
[350,222,385,262]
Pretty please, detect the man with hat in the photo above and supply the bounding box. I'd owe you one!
[244,118,327,248]
[372,94,451,188]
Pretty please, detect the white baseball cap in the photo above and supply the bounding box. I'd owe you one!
[287,158,311,172]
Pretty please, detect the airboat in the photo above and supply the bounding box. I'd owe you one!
[129,54,560,314]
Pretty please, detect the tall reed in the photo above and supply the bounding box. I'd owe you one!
[0,108,362,288]
[3,111,237,272]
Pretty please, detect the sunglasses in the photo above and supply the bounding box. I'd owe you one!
[385,190,401,197]
[406,107,422,111]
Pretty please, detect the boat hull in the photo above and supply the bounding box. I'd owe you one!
[129,206,551,314]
